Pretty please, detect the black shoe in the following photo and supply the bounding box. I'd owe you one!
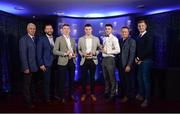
[104,93,109,99]
[44,99,52,104]
[32,98,41,104]
[107,96,115,103]
[120,96,128,103]
[54,96,61,101]
[141,99,150,108]
[26,103,35,108]
[61,98,67,104]
[69,95,78,102]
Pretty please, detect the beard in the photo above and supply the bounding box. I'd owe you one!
[46,32,53,36]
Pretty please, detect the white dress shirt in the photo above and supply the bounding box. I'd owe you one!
[63,35,73,52]
[85,35,92,53]
[46,34,54,47]
[102,34,120,57]
[140,31,147,37]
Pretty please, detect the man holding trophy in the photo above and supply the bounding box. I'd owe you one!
[53,24,77,103]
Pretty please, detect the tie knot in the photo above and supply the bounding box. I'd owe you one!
[139,34,143,38]
[32,37,35,41]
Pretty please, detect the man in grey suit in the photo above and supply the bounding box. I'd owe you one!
[19,23,38,108]
[78,24,100,102]
[53,24,76,103]
[117,26,136,103]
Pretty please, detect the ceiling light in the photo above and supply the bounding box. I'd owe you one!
[137,4,145,9]
[14,6,24,10]
[55,11,64,15]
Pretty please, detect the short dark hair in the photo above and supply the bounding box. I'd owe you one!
[84,24,92,28]
[44,24,53,29]
[105,24,113,28]
[62,23,70,27]
[121,26,129,31]
[137,20,147,25]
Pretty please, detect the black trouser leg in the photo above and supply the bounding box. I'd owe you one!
[23,72,37,105]
[23,73,32,105]
[50,60,57,100]
[57,65,67,99]
[81,61,88,94]
[89,60,96,95]
[67,59,75,96]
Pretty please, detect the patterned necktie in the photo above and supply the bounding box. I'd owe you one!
[32,37,35,42]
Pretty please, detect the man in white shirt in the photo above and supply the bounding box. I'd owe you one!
[78,24,100,102]
[53,24,77,103]
[102,24,120,102]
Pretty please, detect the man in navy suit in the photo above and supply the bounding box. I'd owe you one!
[19,23,38,108]
[37,24,55,104]
[117,26,136,103]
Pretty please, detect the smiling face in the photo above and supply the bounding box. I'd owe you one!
[138,22,147,34]
[45,25,53,36]
[62,25,70,36]
[121,27,129,39]
[27,23,36,36]
[105,26,113,35]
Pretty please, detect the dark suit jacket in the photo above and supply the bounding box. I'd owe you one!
[19,34,38,72]
[136,32,154,61]
[118,37,136,68]
[37,35,55,67]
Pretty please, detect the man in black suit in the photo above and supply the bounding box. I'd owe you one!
[117,26,136,103]
[135,20,154,107]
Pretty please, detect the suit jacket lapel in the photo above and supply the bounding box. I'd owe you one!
[45,36,51,48]
[120,39,123,49]
[91,36,95,52]
[122,38,129,49]
[27,35,36,47]
[62,36,68,49]
[70,37,74,50]
[82,36,87,51]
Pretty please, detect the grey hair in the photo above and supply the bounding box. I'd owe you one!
[27,23,36,29]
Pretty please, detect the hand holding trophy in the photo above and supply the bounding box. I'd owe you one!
[99,44,107,54]
[65,50,76,59]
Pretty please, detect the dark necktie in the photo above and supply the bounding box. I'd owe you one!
[139,34,143,38]
[121,39,126,47]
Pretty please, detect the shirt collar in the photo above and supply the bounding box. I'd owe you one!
[85,35,93,39]
[109,33,113,37]
[63,34,70,39]
[140,31,147,37]
[123,37,128,41]
[105,33,113,37]
[28,33,34,39]
[46,34,53,39]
